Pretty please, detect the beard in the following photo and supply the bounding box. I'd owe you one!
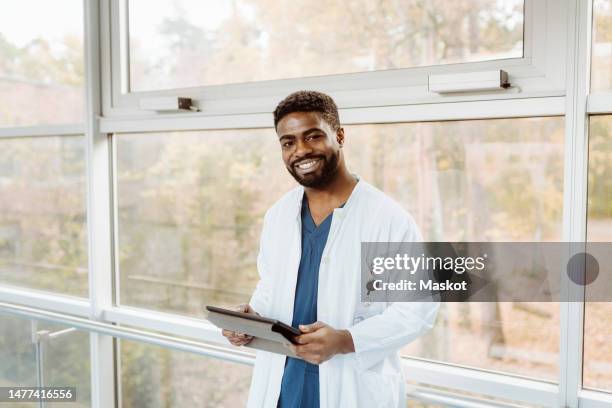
[287,152,340,188]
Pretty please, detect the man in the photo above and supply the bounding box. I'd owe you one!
[222,91,438,407]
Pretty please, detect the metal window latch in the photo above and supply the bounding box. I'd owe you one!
[139,96,200,112]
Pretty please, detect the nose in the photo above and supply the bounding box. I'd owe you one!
[293,137,313,159]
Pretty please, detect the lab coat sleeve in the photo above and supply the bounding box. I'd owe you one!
[347,300,439,371]
[249,211,273,315]
[347,213,440,371]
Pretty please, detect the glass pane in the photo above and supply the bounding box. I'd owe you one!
[0,0,84,127]
[0,315,36,407]
[0,313,91,408]
[116,116,564,381]
[0,136,88,297]
[352,118,564,382]
[591,0,612,92]
[116,129,293,313]
[128,0,524,91]
[120,340,251,407]
[584,115,612,391]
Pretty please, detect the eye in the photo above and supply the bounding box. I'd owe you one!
[307,134,322,141]
[281,140,294,148]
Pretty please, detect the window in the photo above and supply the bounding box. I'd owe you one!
[346,118,564,381]
[1,0,608,406]
[120,340,251,407]
[109,0,562,118]
[116,116,564,381]
[127,0,524,92]
[0,136,88,297]
[583,115,612,392]
[0,314,91,406]
[0,0,84,127]
[115,129,293,314]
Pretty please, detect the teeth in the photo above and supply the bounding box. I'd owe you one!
[297,159,319,170]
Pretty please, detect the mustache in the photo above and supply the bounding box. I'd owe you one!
[291,155,325,168]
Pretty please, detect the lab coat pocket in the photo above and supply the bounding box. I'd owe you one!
[354,367,401,408]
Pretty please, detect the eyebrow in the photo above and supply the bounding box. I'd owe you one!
[278,127,323,140]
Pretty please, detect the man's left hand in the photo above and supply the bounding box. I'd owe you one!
[290,321,355,365]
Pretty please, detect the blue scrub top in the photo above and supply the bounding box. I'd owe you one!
[277,195,334,408]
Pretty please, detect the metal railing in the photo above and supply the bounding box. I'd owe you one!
[2,302,255,366]
[30,322,77,408]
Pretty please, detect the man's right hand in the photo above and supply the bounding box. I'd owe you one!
[221,304,258,347]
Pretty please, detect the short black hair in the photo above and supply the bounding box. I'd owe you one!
[273,90,341,131]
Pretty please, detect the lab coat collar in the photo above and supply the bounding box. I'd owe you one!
[292,174,362,219]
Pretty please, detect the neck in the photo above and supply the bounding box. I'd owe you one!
[303,165,357,205]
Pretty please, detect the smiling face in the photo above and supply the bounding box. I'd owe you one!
[276,111,345,188]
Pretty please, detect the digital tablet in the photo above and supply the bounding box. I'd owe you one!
[206,305,301,348]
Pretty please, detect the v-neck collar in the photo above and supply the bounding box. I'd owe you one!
[292,174,362,220]
[302,195,335,233]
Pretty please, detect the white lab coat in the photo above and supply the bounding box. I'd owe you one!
[247,178,439,408]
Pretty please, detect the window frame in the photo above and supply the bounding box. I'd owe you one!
[102,0,567,120]
[1,0,612,407]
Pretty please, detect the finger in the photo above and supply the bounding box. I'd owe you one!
[235,304,248,313]
[293,344,301,355]
[224,330,242,339]
[233,336,253,345]
[295,331,321,344]
[230,333,252,342]
[298,324,313,333]
[229,338,243,346]
[294,343,317,356]
[295,334,313,345]
[299,321,325,333]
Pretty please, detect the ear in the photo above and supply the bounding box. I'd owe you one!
[336,128,345,148]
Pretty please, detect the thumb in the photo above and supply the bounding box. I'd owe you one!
[299,321,325,333]
[235,304,249,313]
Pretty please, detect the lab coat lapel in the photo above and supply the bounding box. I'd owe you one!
[276,187,304,327]
[317,178,362,325]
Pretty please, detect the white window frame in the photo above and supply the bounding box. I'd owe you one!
[101,0,568,120]
[1,0,612,407]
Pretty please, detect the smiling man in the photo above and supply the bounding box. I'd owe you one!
[222,91,439,408]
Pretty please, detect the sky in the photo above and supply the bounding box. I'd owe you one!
[0,0,238,71]
[0,0,83,47]
[0,0,232,49]
[129,0,232,59]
